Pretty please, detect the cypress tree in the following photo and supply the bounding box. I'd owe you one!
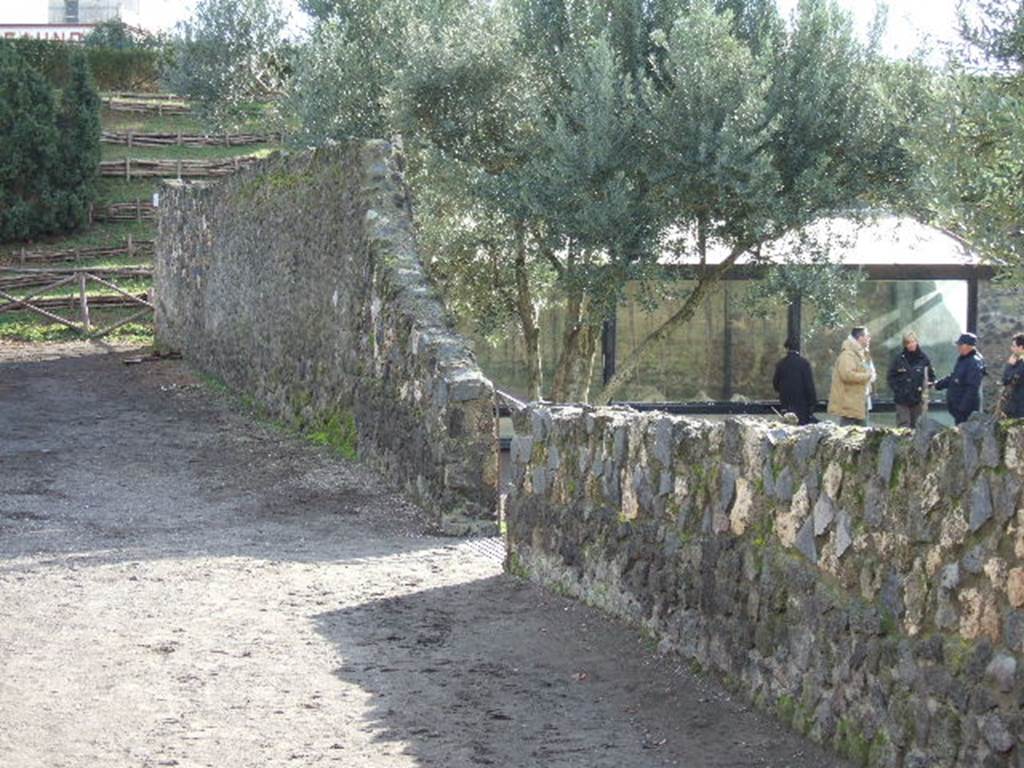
[0,44,60,241]
[53,50,102,232]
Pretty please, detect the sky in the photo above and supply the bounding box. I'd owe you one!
[2,0,963,59]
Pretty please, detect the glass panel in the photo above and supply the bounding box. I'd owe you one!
[803,279,968,408]
[615,283,719,401]
[725,282,792,401]
[463,304,575,401]
[614,281,789,402]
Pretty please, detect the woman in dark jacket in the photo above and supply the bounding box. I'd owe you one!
[886,331,935,428]
[999,333,1024,419]
[773,337,818,425]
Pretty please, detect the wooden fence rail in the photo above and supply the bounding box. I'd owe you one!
[101,91,185,102]
[0,267,152,293]
[102,99,191,116]
[0,268,153,338]
[102,130,280,148]
[90,201,157,223]
[99,157,262,179]
[3,237,154,266]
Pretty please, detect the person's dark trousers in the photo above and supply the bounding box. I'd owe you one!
[952,410,972,425]
[839,417,866,427]
[896,403,923,428]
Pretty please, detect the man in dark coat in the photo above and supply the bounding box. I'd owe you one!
[935,332,987,425]
[887,330,935,428]
[773,337,818,425]
[999,333,1024,419]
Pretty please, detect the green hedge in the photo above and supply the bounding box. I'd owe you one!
[4,39,162,91]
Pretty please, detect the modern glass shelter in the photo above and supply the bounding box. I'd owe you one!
[472,216,997,418]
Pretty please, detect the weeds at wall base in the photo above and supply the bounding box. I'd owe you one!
[193,370,358,461]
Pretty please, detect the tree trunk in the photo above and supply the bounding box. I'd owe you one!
[550,288,588,402]
[571,322,601,403]
[514,222,543,401]
[593,244,748,405]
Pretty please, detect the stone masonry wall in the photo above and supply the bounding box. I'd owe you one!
[507,408,1024,766]
[155,141,497,533]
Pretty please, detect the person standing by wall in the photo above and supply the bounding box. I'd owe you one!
[998,333,1024,419]
[772,336,818,425]
[827,326,874,427]
[935,332,987,425]
[887,331,935,428]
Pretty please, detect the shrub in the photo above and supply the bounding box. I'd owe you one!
[0,43,101,242]
[0,44,60,241]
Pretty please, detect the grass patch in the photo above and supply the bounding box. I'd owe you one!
[102,111,208,135]
[307,410,358,461]
[95,178,162,205]
[0,221,155,261]
[4,278,150,300]
[101,143,279,162]
[0,311,153,344]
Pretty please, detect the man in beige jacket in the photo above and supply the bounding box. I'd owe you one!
[827,327,875,426]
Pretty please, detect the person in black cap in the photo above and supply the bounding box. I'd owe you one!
[772,336,818,425]
[934,332,987,424]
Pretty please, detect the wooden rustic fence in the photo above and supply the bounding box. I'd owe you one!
[0,268,153,338]
[99,157,262,179]
[90,201,157,223]
[4,236,154,266]
[102,130,280,148]
[101,98,191,116]
[101,91,184,102]
[0,268,151,293]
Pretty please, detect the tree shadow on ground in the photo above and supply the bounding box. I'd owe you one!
[315,575,852,768]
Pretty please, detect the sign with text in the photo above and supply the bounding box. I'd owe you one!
[0,24,95,43]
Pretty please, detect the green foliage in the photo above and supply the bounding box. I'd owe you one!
[4,38,162,91]
[53,52,102,232]
[165,0,290,128]
[0,44,101,243]
[908,1,1024,281]
[84,19,160,50]
[0,44,60,241]
[308,410,359,460]
[959,0,1024,68]
[86,48,163,91]
[288,0,926,402]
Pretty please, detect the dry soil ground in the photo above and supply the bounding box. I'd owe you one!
[0,342,849,768]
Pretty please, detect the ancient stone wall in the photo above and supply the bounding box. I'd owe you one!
[155,141,497,533]
[507,408,1024,766]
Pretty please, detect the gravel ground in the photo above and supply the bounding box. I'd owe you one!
[0,342,848,768]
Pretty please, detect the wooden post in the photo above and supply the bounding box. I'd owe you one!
[78,272,91,332]
[177,159,182,179]
[128,131,133,149]
[19,248,26,265]
[127,233,134,260]
[136,198,142,222]
[126,157,131,180]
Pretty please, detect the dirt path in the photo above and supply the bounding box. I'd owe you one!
[0,343,848,768]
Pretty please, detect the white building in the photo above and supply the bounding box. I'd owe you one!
[48,0,141,24]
